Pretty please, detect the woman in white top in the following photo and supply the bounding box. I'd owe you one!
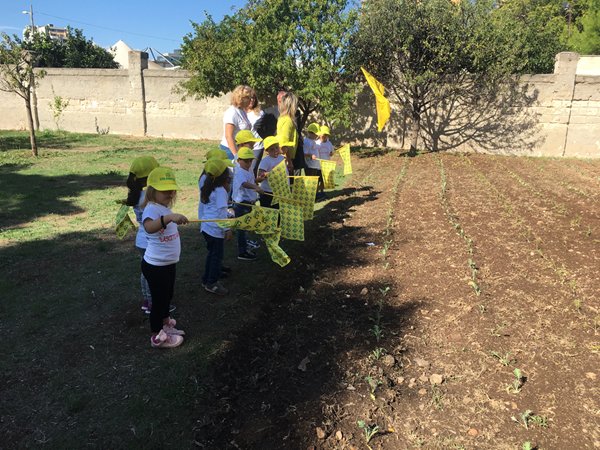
[220,85,254,160]
[245,91,265,173]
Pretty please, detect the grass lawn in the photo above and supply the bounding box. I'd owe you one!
[1,130,340,447]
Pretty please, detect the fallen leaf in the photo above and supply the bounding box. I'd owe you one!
[316,427,326,439]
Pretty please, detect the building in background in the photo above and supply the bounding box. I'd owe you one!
[23,24,68,41]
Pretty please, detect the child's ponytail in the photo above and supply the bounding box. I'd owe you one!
[126,173,146,206]
[201,170,230,204]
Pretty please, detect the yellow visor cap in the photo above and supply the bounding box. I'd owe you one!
[147,167,179,191]
[235,130,262,145]
[205,158,233,177]
[263,135,280,151]
[130,156,159,178]
[237,147,255,160]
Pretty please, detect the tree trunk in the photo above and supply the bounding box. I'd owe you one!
[409,112,420,157]
[30,71,40,131]
[32,85,40,131]
[25,99,38,157]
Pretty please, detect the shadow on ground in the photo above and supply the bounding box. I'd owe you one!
[0,164,122,228]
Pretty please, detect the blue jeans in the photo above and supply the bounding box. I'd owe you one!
[233,204,252,255]
[202,232,224,286]
[220,144,236,161]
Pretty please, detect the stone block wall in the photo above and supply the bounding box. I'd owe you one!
[0,51,598,158]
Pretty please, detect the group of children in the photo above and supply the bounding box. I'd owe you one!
[125,124,337,349]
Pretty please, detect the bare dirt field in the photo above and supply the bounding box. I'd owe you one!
[194,151,599,449]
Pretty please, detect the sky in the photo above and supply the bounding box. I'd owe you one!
[0,1,243,53]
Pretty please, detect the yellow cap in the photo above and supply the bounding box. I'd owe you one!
[306,123,320,134]
[204,158,234,177]
[318,125,331,136]
[205,149,229,161]
[147,167,179,191]
[263,135,280,151]
[235,130,262,145]
[129,156,159,178]
[237,147,255,160]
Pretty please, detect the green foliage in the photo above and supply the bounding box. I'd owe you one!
[569,0,600,54]
[23,27,118,69]
[491,0,568,73]
[49,94,70,130]
[351,0,542,152]
[181,0,359,127]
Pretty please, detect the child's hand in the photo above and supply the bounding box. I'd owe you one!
[256,186,265,195]
[224,230,233,241]
[311,155,317,160]
[170,214,188,225]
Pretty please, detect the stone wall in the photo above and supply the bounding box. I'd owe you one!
[0,51,598,157]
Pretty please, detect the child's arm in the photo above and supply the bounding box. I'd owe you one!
[143,213,188,233]
[256,169,268,183]
[241,181,264,194]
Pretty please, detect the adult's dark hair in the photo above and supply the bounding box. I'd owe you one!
[201,170,231,204]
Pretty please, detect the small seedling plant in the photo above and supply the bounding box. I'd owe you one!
[365,376,382,401]
[511,410,548,429]
[357,420,380,447]
[506,368,525,394]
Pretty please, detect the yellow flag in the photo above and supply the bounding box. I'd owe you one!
[360,67,391,132]
[263,230,291,267]
[268,160,290,206]
[115,205,137,239]
[337,144,353,175]
[218,206,279,234]
[291,176,318,220]
[320,160,337,190]
[280,202,305,241]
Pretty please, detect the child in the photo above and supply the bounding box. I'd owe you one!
[200,159,234,296]
[317,125,334,161]
[233,147,264,261]
[141,167,189,349]
[235,129,262,174]
[303,123,324,196]
[124,156,168,315]
[257,135,288,209]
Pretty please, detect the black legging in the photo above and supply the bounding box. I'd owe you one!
[141,260,176,333]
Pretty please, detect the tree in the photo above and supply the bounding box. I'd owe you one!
[350,0,539,153]
[492,0,568,74]
[181,0,359,129]
[0,33,45,156]
[24,27,118,69]
[569,0,600,54]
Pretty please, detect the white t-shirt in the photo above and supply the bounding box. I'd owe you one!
[258,155,287,193]
[197,173,207,223]
[318,140,334,160]
[303,137,320,170]
[142,202,181,266]
[200,186,230,239]
[233,164,258,203]
[133,190,149,249]
[220,106,251,149]
[247,110,265,153]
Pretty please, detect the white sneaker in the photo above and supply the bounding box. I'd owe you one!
[151,330,183,348]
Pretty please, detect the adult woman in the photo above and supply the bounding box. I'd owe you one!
[245,92,265,173]
[220,85,254,160]
[276,91,299,172]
